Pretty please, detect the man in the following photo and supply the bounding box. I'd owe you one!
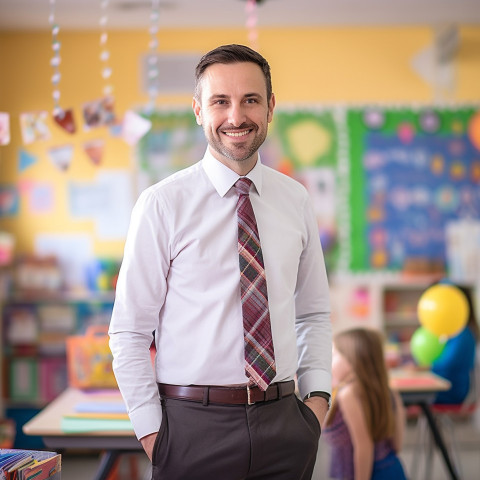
[109,44,331,480]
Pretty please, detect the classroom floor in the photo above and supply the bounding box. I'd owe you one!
[60,410,480,480]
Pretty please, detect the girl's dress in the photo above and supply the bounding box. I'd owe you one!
[323,404,407,479]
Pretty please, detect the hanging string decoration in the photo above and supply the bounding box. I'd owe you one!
[49,0,62,117]
[146,0,161,112]
[99,0,113,98]
[245,0,259,50]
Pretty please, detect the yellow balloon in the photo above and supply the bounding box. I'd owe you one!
[417,284,469,337]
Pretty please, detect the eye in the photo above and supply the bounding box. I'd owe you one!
[245,98,258,104]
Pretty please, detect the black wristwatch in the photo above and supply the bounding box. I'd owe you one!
[303,391,331,408]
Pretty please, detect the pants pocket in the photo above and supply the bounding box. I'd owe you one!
[151,409,168,467]
[296,396,321,437]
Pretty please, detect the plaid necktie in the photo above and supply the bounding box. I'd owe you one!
[235,177,276,391]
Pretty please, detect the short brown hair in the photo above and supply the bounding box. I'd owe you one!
[194,44,272,101]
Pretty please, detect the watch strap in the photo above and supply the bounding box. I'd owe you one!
[303,391,331,407]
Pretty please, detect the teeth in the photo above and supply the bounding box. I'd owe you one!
[224,130,249,137]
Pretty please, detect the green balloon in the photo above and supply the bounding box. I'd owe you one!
[410,327,445,367]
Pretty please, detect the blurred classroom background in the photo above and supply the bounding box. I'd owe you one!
[1,0,480,478]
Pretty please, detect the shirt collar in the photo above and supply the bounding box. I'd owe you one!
[202,148,263,197]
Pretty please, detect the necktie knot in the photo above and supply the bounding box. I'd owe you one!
[235,177,252,197]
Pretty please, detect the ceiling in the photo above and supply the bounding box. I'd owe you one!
[0,0,480,31]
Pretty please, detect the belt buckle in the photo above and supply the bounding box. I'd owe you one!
[247,385,255,405]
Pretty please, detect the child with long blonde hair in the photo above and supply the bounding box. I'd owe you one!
[323,328,407,480]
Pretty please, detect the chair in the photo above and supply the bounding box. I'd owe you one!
[409,352,479,480]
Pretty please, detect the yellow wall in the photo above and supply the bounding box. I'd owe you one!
[1,26,480,258]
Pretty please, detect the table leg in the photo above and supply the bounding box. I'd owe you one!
[94,450,121,480]
[419,402,460,480]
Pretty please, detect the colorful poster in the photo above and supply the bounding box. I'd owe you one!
[348,107,480,272]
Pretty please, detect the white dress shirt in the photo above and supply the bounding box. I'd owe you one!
[109,149,332,440]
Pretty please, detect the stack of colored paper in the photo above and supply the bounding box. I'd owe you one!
[61,400,132,433]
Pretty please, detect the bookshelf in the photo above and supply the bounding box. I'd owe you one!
[0,289,115,448]
[330,274,479,364]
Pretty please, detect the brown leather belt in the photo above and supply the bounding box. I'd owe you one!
[158,380,295,406]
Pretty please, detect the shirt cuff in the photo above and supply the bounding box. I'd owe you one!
[297,369,332,401]
[128,401,163,440]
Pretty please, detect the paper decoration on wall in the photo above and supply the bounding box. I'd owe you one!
[146,0,160,112]
[121,110,152,146]
[363,108,385,130]
[49,0,62,117]
[82,97,116,129]
[83,139,105,165]
[0,185,19,216]
[397,122,415,144]
[445,218,480,283]
[53,108,76,134]
[48,144,74,171]
[18,179,55,214]
[245,0,259,50]
[19,111,51,144]
[18,149,38,172]
[99,0,113,98]
[68,170,134,240]
[0,112,10,145]
[419,109,441,133]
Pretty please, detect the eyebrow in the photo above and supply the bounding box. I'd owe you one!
[208,93,263,102]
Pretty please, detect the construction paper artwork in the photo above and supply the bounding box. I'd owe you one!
[0,112,10,145]
[19,111,51,144]
[82,96,116,129]
[53,108,76,134]
[47,144,74,171]
[83,139,105,166]
[18,149,38,172]
[121,110,152,146]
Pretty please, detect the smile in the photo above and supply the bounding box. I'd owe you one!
[223,129,251,137]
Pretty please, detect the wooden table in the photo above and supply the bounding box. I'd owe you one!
[389,368,459,480]
[23,388,141,480]
[24,371,459,480]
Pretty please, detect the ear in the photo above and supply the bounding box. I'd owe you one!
[267,93,275,124]
[192,97,202,125]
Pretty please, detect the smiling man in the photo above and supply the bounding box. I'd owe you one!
[109,44,332,480]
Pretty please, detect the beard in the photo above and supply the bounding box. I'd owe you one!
[204,122,268,164]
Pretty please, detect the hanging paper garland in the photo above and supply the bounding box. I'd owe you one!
[49,0,62,117]
[245,0,259,50]
[146,0,161,112]
[99,0,113,97]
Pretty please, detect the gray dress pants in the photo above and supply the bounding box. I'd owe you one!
[151,394,321,480]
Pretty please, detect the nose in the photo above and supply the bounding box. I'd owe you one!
[227,103,247,127]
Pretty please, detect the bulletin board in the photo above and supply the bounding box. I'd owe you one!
[137,107,341,271]
[347,106,480,272]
